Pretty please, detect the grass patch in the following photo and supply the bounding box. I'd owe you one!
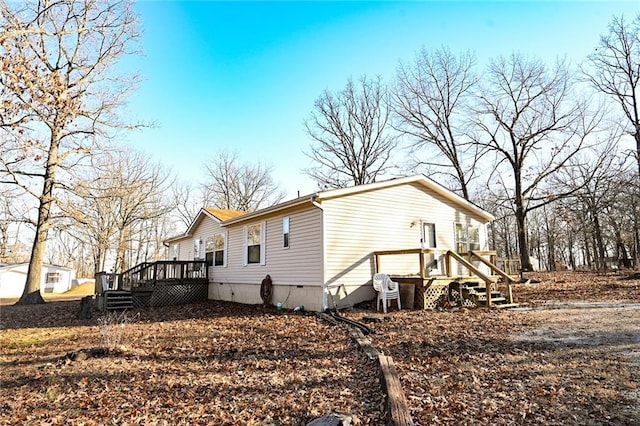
[0,328,79,349]
[63,282,95,296]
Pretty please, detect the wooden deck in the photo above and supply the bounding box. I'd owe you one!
[96,261,209,309]
[373,248,517,309]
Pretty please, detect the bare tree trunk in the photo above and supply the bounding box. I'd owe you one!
[546,217,557,272]
[114,226,129,273]
[17,144,58,305]
[582,226,593,269]
[567,229,576,270]
[515,185,532,271]
[592,213,606,270]
[634,225,639,268]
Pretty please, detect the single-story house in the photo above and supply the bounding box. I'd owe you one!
[0,263,76,298]
[165,175,495,312]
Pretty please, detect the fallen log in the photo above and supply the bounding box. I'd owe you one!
[379,354,414,426]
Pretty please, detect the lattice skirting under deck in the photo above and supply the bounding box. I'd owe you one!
[415,283,449,310]
[132,283,208,307]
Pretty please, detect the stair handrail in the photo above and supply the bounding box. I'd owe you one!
[445,250,494,306]
[468,250,517,284]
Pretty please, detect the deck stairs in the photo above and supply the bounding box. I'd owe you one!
[101,290,134,311]
[458,281,519,309]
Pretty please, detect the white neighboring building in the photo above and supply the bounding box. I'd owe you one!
[0,263,75,298]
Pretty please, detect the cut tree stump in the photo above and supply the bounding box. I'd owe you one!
[78,295,93,319]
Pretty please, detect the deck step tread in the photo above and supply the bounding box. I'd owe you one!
[492,303,520,309]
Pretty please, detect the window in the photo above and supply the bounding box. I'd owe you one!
[244,222,266,265]
[283,217,290,248]
[468,226,480,251]
[46,272,61,283]
[193,238,202,260]
[171,244,179,260]
[455,223,480,253]
[206,233,226,267]
[421,222,436,248]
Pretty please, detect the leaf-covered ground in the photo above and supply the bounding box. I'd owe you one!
[347,271,640,425]
[1,271,639,425]
[1,302,384,425]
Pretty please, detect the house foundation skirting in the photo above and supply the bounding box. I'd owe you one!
[208,282,324,312]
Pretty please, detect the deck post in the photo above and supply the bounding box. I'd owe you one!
[419,251,425,279]
[486,280,492,307]
[445,252,452,277]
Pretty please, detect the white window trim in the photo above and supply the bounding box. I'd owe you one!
[222,230,228,267]
[420,221,436,249]
[454,222,480,253]
[283,216,290,249]
[243,222,266,266]
[207,231,228,268]
[193,238,203,260]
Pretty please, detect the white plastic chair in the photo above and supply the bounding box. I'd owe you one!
[372,273,401,313]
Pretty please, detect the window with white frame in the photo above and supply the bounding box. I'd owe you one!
[244,222,265,265]
[206,233,226,267]
[421,222,436,248]
[454,223,480,253]
[193,238,203,260]
[171,244,179,260]
[46,272,61,283]
[283,217,290,248]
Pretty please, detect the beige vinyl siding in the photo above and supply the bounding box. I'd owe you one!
[179,216,228,278]
[212,207,323,287]
[176,238,192,261]
[322,182,490,294]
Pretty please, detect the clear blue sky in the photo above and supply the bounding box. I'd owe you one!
[122,1,639,200]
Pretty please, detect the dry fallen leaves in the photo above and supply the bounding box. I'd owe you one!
[1,271,639,425]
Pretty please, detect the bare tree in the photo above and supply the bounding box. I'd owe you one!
[584,14,640,175]
[304,75,398,189]
[106,150,171,272]
[0,0,141,304]
[0,184,29,263]
[554,138,628,269]
[60,149,172,274]
[171,181,206,229]
[202,150,285,212]
[473,54,602,271]
[393,47,481,200]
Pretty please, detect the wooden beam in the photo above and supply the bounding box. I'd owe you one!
[445,251,493,284]
[379,355,415,426]
[468,250,516,283]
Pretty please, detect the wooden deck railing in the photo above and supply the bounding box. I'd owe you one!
[373,248,517,307]
[119,260,208,291]
[374,248,442,279]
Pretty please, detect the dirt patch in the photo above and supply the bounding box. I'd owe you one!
[512,304,640,421]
